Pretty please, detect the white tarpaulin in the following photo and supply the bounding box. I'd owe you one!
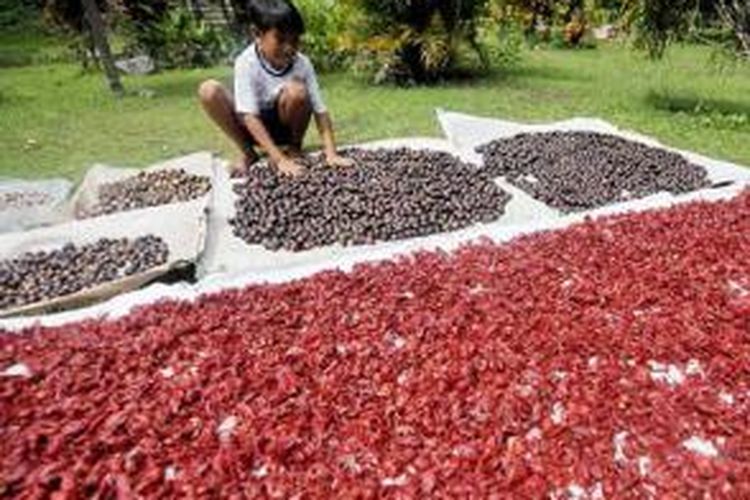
[436,109,750,185]
[1,122,747,330]
[0,152,215,317]
[0,178,73,234]
[436,110,749,221]
[199,137,507,278]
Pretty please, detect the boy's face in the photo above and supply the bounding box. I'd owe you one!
[257,28,300,70]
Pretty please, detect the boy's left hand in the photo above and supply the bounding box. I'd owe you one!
[326,154,355,169]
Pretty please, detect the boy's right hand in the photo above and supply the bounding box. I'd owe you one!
[276,157,305,177]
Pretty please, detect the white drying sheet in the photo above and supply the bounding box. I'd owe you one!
[436,110,749,222]
[0,178,74,234]
[0,200,207,318]
[71,152,214,217]
[0,181,744,332]
[198,137,513,278]
[2,123,747,328]
[436,109,750,184]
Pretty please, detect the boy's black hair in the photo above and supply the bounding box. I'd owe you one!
[247,0,305,35]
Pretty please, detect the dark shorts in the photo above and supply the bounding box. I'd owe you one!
[236,107,293,148]
[255,106,293,147]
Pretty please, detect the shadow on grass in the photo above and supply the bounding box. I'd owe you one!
[646,90,750,131]
[646,90,750,125]
[422,64,586,89]
[502,64,584,82]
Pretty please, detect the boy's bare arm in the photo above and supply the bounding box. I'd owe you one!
[315,112,354,168]
[243,115,304,176]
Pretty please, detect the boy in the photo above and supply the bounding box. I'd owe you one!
[198,0,353,176]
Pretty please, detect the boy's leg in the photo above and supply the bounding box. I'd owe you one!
[277,79,312,154]
[197,79,258,166]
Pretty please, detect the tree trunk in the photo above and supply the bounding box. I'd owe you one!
[81,0,124,96]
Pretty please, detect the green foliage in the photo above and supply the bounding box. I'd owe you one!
[591,0,624,22]
[476,14,525,67]
[623,0,696,58]
[488,0,604,48]
[113,2,234,69]
[39,1,233,70]
[619,0,748,59]
[149,7,231,69]
[113,0,169,57]
[117,0,168,28]
[687,24,736,46]
[347,0,491,84]
[42,0,108,35]
[0,0,41,30]
[294,0,354,72]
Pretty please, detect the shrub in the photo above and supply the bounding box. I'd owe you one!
[487,0,601,49]
[149,7,232,69]
[112,0,170,58]
[346,0,491,84]
[294,0,354,72]
[0,0,41,30]
[621,0,699,58]
[476,12,525,68]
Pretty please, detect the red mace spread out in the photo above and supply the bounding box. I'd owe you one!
[2,191,749,498]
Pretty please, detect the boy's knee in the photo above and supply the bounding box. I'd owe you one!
[198,79,223,103]
[283,80,308,105]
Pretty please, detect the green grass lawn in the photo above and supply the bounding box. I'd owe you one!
[1,41,749,181]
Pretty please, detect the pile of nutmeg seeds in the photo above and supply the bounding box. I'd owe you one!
[85,170,211,217]
[231,148,511,251]
[477,131,711,212]
[0,236,169,310]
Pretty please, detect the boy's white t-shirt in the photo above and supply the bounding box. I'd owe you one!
[233,43,327,115]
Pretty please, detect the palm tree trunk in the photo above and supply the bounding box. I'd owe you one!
[81,0,124,96]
